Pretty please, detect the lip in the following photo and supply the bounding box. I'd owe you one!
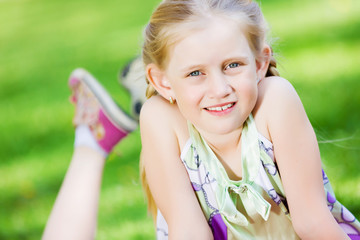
[204,102,236,116]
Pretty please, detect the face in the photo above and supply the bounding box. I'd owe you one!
[164,17,262,136]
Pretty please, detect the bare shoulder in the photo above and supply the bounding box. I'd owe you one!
[140,95,189,151]
[140,95,175,129]
[253,76,307,142]
[256,76,302,113]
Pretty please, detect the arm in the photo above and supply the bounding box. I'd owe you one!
[42,147,105,240]
[263,77,349,239]
[140,96,213,240]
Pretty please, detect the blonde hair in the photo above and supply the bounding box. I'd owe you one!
[140,0,280,219]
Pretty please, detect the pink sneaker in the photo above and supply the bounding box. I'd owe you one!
[69,68,138,153]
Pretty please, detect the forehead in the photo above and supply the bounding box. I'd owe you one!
[167,17,253,69]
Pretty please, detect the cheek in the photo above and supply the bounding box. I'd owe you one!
[177,90,202,113]
[174,85,205,119]
[174,82,204,104]
[237,81,258,102]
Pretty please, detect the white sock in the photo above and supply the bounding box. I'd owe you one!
[74,125,108,158]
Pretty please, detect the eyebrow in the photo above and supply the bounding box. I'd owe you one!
[180,64,206,73]
[180,56,250,73]
[225,56,250,63]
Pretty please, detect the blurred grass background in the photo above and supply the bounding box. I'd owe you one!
[0,0,359,239]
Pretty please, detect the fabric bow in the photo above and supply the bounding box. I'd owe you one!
[188,114,272,228]
[220,182,271,226]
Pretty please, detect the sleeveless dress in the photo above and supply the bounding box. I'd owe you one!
[156,115,360,239]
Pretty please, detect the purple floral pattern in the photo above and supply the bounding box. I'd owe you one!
[155,133,360,239]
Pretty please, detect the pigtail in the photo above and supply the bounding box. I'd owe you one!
[141,73,158,219]
[145,81,157,99]
[266,52,280,77]
[139,156,158,221]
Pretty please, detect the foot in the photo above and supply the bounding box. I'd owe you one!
[69,68,138,153]
[119,56,147,120]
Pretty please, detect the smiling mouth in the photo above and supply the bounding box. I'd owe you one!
[205,103,235,112]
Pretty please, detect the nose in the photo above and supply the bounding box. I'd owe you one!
[207,71,232,99]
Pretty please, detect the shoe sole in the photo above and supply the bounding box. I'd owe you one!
[69,68,138,132]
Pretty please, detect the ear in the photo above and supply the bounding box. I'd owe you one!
[145,63,175,100]
[255,45,271,83]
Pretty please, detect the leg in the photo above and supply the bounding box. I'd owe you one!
[42,69,137,240]
[42,146,105,240]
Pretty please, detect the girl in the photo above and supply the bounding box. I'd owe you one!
[139,0,360,239]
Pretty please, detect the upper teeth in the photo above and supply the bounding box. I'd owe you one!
[207,103,233,111]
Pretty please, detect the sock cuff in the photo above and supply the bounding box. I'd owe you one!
[74,125,108,158]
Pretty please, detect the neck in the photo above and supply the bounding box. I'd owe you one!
[198,126,244,180]
[199,126,243,158]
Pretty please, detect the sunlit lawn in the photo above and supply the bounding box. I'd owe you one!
[0,0,359,239]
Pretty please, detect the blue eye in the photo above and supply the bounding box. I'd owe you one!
[227,62,240,69]
[189,70,201,77]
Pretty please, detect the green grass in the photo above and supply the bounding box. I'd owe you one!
[0,0,359,239]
